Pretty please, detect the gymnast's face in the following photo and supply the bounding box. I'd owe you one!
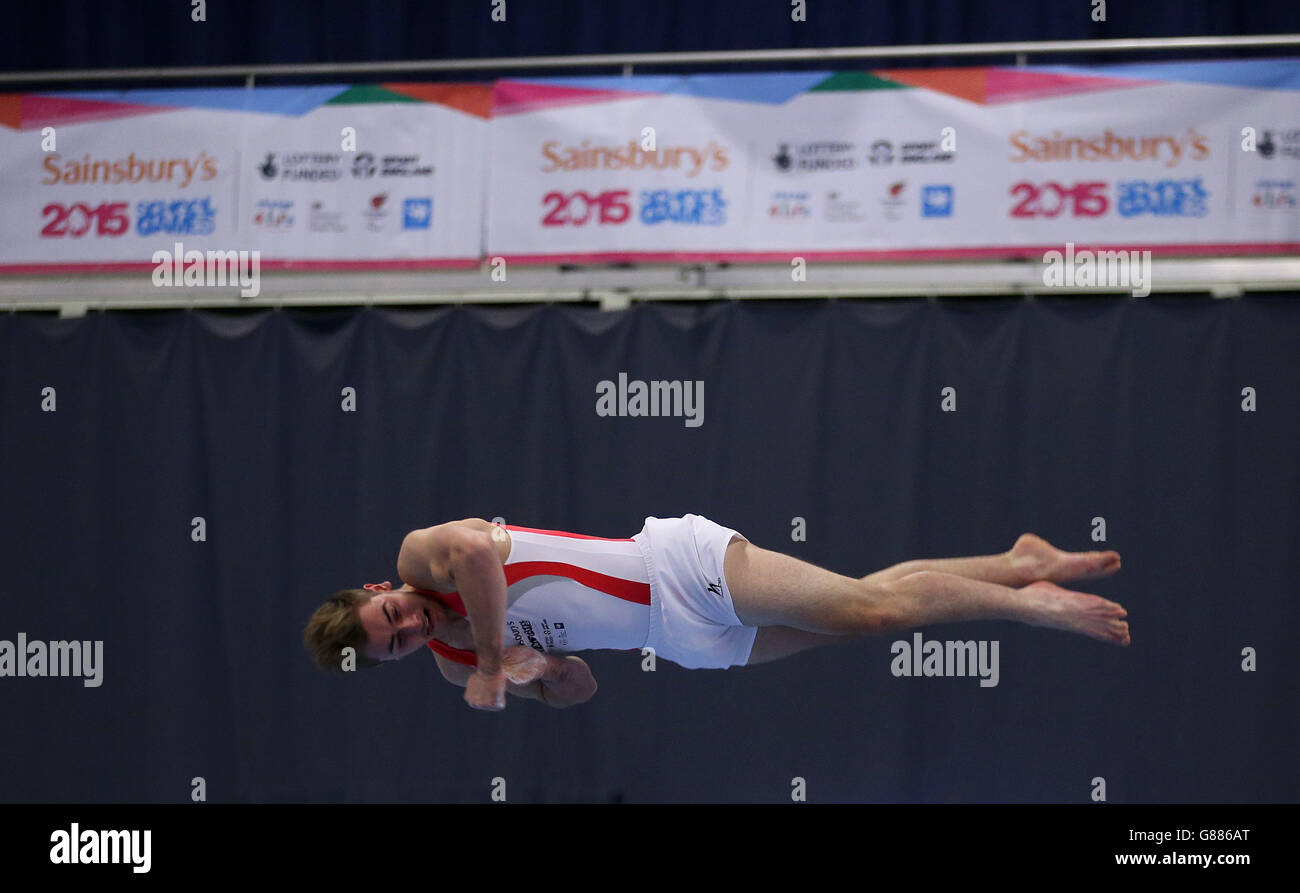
[357,588,450,662]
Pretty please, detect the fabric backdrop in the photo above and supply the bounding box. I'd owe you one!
[1,297,1296,802]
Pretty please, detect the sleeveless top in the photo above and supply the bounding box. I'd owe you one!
[424,524,650,667]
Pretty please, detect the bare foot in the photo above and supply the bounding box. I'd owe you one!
[1021,580,1131,646]
[1009,533,1121,585]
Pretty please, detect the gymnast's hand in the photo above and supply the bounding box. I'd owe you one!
[464,667,507,711]
[500,645,550,686]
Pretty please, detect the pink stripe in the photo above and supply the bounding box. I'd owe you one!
[503,524,634,542]
[0,257,479,275]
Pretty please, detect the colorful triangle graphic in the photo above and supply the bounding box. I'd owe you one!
[18,94,174,130]
[493,81,652,115]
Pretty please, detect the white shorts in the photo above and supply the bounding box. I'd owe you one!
[633,514,757,669]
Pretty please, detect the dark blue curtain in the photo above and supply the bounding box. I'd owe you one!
[5,0,1297,77]
[1,298,1296,802]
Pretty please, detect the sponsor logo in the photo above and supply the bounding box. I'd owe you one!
[773,141,858,172]
[824,190,864,223]
[1252,178,1297,209]
[1010,181,1109,218]
[514,619,545,653]
[251,198,294,229]
[363,193,389,231]
[259,151,344,182]
[1116,178,1209,217]
[868,139,894,165]
[402,197,433,229]
[900,140,955,164]
[921,184,954,217]
[541,140,730,177]
[42,151,217,188]
[136,197,217,236]
[639,188,727,225]
[706,577,723,597]
[1257,129,1300,160]
[39,201,130,239]
[768,190,811,220]
[352,152,377,178]
[378,154,434,177]
[307,200,346,233]
[542,189,632,226]
[882,181,906,220]
[352,152,434,178]
[1009,129,1210,167]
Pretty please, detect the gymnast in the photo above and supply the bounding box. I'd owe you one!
[303,515,1128,710]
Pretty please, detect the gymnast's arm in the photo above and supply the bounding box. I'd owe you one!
[398,520,508,710]
[433,649,598,709]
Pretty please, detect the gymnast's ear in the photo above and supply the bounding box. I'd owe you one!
[363,581,393,592]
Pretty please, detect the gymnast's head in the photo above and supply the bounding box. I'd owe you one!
[303,581,449,672]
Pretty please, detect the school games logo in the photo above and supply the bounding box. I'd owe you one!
[640,188,727,225]
[1116,179,1209,217]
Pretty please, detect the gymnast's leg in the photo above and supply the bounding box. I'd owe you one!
[861,533,1120,588]
[727,535,1130,665]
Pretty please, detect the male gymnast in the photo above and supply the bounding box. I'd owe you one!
[303,514,1128,711]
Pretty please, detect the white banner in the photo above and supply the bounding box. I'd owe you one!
[0,85,490,270]
[485,64,1300,261]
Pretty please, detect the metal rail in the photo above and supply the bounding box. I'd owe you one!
[1,34,1298,85]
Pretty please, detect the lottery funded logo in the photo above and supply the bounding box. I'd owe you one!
[772,141,858,173]
[258,151,343,182]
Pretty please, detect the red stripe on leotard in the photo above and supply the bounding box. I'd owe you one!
[427,638,478,667]
[502,524,635,542]
[419,561,650,616]
[422,554,650,668]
